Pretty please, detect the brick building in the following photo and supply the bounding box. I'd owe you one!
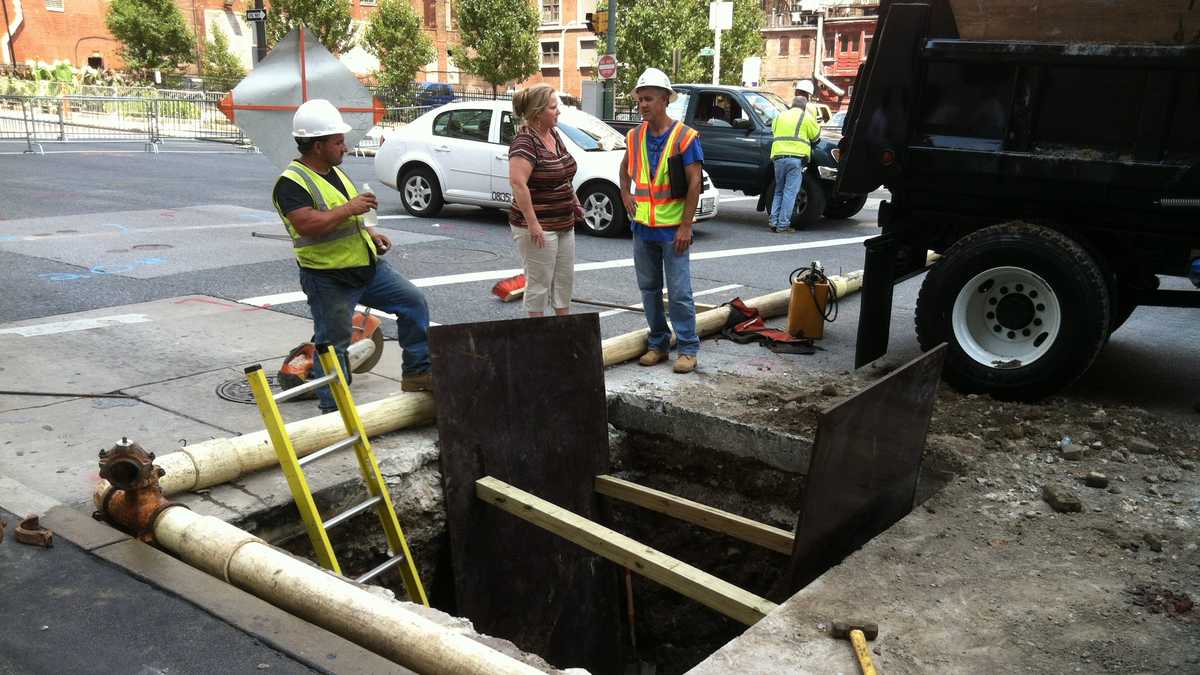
[759,0,878,111]
[1,0,125,69]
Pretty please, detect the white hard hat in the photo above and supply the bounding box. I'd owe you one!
[292,99,352,138]
[633,68,678,102]
[795,80,815,96]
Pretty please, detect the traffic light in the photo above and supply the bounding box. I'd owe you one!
[586,10,608,35]
[586,12,596,33]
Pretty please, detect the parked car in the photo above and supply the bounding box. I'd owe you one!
[414,82,456,107]
[820,110,847,142]
[374,100,721,237]
[605,84,866,227]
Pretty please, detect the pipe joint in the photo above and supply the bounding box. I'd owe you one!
[95,437,177,543]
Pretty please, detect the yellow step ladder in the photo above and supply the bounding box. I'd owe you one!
[244,344,428,605]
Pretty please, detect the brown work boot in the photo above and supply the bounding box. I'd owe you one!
[401,372,434,393]
[638,349,669,366]
[673,354,697,374]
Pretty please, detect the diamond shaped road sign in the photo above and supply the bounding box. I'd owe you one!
[219,26,386,170]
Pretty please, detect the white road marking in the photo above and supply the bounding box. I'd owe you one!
[0,313,151,337]
[377,215,413,221]
[237,235,870,308]
[596,283,744,318]
[718,195,759,203]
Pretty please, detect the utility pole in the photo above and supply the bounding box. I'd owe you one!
[603,0,617,119]
[254,0,268,63]
[709,2,732,86]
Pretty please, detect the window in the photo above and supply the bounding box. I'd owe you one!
[839,33,860,54]
[800,37,812,56]
[424,0,437,28]
[45,0,64,10]
[541,0,560,24]
[824,34,835,59]
[432,109,493,143]
[540,41,560,68]
[500,112,517,145]
[863,36,872,57]
[578,39,597,69]
[695,92,751,129]
[779,37,789,57]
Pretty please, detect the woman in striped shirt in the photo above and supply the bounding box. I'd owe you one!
[508,84,583,317]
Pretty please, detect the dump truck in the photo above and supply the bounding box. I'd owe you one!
[839,0,1200,401]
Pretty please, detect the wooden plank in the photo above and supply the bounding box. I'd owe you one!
[478,476,778,626]
[595,475,795,556]
[430,315,620,674]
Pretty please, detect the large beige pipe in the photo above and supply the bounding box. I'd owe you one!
[151,506,541,675]
[99,271,867,501]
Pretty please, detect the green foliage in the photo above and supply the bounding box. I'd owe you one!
[363,0,434,95]
[266,0,356,55]
[451,0,540,97]
[599,0,765,95]
[105,0,196,74]
[203,26,247,84]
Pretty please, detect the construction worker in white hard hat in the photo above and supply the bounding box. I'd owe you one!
[767,80,822,233]
[272,99,434,413]
[618,68,704,375]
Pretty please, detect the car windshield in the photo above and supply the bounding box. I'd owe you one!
[743,92,789,126]
[558,109,626,151]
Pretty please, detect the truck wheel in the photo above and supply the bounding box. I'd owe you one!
[914,223,1110,401]
[790,179,826,229]
[823,194,869,219]
[577,183,628,237]
[399,166,443,218]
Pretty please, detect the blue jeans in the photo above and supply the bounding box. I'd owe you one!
[633,234,698,356]
[770,156,805,229]
[299,260,431,413]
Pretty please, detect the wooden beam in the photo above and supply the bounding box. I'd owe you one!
[594,475,795,556]
[476,476,777,626]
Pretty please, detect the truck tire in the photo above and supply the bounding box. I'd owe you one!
[824,194,869,219]
[914,223,1111,401]
[577,183,629,237]
[790,178,826,229]
[399,166,444,218]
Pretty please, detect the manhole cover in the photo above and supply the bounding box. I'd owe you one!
[216,375,283,404]
[412,247,500,264]
[133,244,173,251]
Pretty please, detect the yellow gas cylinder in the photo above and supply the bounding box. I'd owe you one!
[787,278,830,339]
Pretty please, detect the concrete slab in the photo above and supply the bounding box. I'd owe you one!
[0,204,445,279]
[39,504,130,551]
[0,397,224,508]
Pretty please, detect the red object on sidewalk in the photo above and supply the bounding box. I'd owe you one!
[491,274,526,302]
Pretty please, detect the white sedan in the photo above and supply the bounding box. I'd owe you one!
[374,100,720,237]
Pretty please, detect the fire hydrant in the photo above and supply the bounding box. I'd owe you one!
[95,437,174,543]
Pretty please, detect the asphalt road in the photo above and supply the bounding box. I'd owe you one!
[1,139,1195,419]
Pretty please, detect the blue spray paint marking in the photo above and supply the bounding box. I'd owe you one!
[0,235,15,241]
[103,223,129,234]
[39,257,166,282]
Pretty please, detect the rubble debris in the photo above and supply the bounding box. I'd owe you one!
[1042,485,1083,513]
[1084,472,1109,489]
[1128,437,1160,455]
[1142,533,1164,553]
[1061,443,1087,461]
[1126,585,1195,619]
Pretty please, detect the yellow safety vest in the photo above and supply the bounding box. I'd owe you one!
[273,161,377,270]
[624,121,700,228]
[770,107,821,160]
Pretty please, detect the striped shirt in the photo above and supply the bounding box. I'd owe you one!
[508,128,578,231]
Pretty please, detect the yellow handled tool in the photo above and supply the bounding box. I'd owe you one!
[832,621,879,675]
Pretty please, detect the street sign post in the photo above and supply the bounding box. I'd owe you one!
[597,54,618,80]
[709,1,733,85]
[699,47,715,57]
[246,8,267,21]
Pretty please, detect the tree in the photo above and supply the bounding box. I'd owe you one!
[265,0,356,55]
[105,0,195,75]
[203,26,247,85]
[451,0,540,98]
[363,0,435,100]
[600,0,765,96]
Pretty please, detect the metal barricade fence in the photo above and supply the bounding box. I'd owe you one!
[0,94,246,151]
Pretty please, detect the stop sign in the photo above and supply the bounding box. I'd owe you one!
[597,54,618,80]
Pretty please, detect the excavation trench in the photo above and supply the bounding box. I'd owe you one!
[231,379,953,675]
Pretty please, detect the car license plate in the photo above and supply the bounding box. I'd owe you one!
[701,197,715,213]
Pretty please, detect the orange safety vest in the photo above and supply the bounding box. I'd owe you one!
[625,120,699,228]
